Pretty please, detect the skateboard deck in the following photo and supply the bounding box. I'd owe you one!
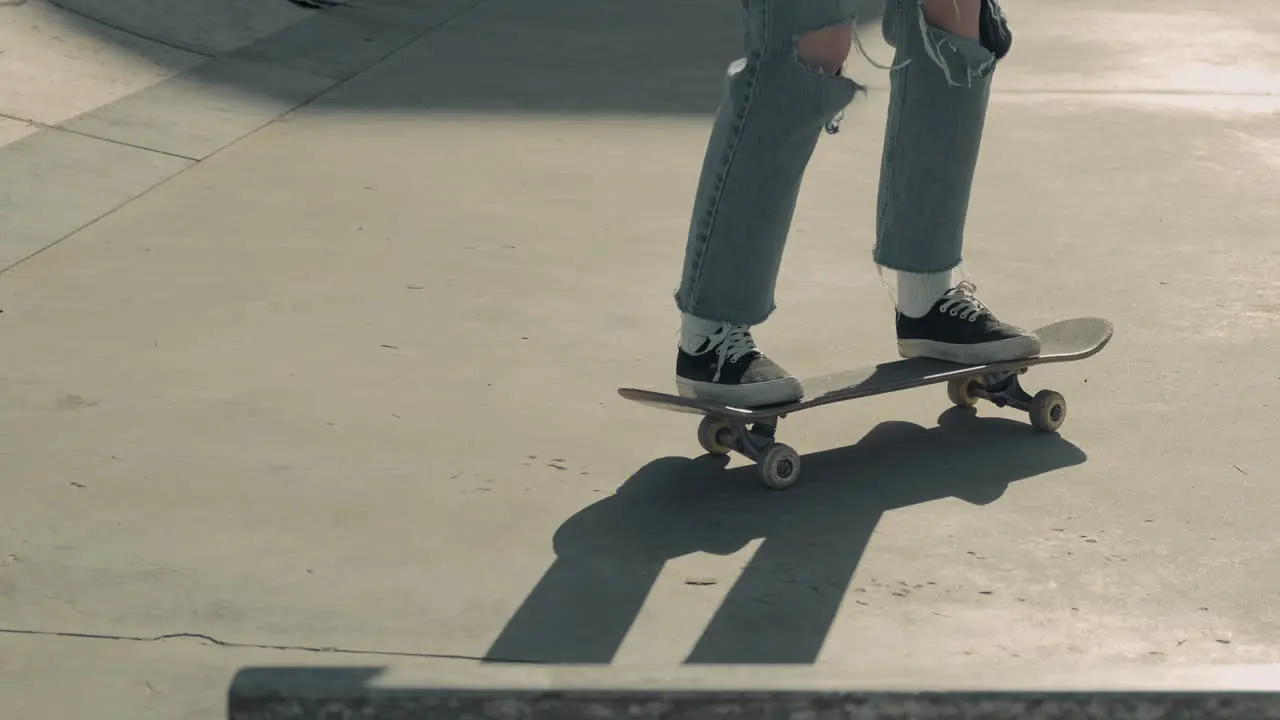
[621,317,1112,422]
[618,317,1112,490]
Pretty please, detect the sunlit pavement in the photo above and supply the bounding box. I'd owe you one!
[1,1,1278,717]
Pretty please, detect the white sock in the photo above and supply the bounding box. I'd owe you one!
[680,313,729,354]
[897,270,953,318]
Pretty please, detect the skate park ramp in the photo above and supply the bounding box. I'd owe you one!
[0,0,888,122]
[0,0,475,269]
[0,0,434,140]
[0,0,885,270]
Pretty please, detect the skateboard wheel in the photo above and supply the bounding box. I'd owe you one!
[1029,390,1067,433]
[697,416,734,456]
[759,443,801,491]
[947,377,980,408]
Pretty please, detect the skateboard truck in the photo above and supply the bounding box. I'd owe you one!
[697,416,803,491]
[948,369,1068,434]
[697,368,1067,492]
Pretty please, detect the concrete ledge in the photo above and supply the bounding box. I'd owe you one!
[46,0,310,56]
[60,58,336,160]
[228,665,1280,719]
[232,0,482,82]
[0,0,484,273]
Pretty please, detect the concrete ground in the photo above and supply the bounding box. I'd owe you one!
[2,0,1278,717]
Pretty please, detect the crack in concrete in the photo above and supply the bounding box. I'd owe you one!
[0,627,519,663]
[0,111,40,126]
[0,0,495,280]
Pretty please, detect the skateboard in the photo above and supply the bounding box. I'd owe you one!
[619,317,1113,491]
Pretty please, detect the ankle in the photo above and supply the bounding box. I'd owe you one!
[680,313,746,354]
[896,270,953,318]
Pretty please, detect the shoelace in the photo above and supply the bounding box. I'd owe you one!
[694,323,758,382]
[937,281,990,322]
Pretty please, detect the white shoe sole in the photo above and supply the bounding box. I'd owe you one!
[675,375,803,408]
[898,334,1041,365]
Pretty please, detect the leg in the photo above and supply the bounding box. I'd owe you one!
[673,0,862,407]
[876,0,1041,364]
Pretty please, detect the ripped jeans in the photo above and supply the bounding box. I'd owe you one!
[674,0,1013,326]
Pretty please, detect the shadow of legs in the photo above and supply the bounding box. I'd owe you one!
[485,415,1086,664]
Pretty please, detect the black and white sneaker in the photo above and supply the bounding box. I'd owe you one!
[897,281,1041,364]
[675,322,803,407]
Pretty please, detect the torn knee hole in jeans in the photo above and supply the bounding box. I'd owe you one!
[918,22,994,86]
[792,23,868,135]
[915,1,1010,88]
[794,22,853,76]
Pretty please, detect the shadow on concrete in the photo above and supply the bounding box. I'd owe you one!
[18,0,887,116]
[482,407,1086,665]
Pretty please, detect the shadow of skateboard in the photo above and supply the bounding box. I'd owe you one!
[620,317,1113,490]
